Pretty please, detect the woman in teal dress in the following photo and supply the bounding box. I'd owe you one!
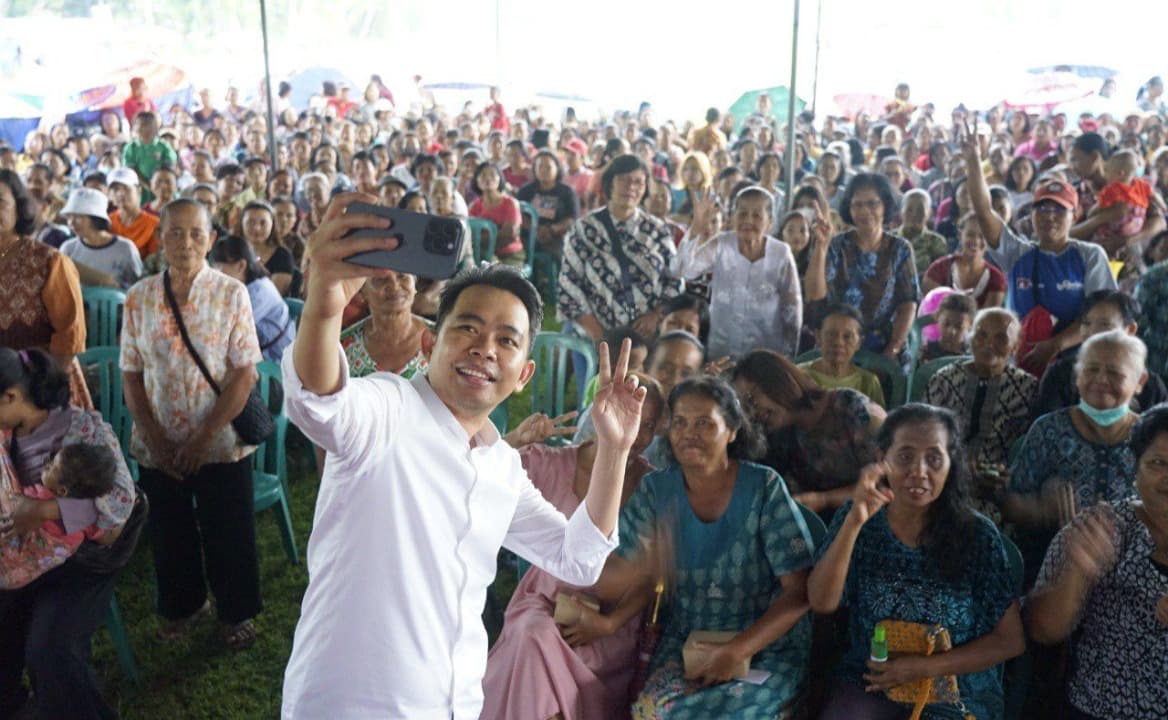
[612,376,816,719]
[808,404,1025,720]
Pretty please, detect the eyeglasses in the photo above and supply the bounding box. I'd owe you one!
[849,200,883,211]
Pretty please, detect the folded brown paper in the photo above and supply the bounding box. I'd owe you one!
[682,630,752,679]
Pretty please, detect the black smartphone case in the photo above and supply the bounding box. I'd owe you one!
[343,201,466,279]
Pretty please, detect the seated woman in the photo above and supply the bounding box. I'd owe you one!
[239,200,298,297]
[926,308,1037,494]
[798,304,886,407]
[809,404,1025,720]
[921,214,1008,310]
[731,350,884,515]
[1027,404,1168,720]
[671,186,802,360]
[611,376,816,719]
[1033,290,1168,420]
[1004,329,1146,529]
[469,163,525,267]
[480,375,665,720]
[339,270,431,379]
[804,173,920,367]
[209,236,295,363]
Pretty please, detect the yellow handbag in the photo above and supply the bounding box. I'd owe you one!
[876,620,974,720]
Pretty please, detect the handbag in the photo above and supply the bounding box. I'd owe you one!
[1016,251,1054,377]
[877,620,973,720]
[162,271,275,446]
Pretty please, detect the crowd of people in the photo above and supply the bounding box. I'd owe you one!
[1,71,1168,719]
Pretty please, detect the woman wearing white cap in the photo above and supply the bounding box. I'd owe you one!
[59,187,143,289]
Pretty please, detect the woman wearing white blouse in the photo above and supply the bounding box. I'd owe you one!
[670,187,802,360]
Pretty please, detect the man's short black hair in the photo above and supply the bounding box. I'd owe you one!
[216,163,244,180]
[435,265,544,351]
[1073,132,1109,160]
[55,444,118,499]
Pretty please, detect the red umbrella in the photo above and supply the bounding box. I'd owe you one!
[1002,72,1094,113]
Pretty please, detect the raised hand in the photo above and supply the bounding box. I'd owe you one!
[1064,504,1118,583]
[958,116,981,166]
[847,461,894,527]
[691,190,720,241]
[502,411,578,448]
[303,192,397,318]
[702,355,734,376]
[591,339,648,452]
[809,204,832,257]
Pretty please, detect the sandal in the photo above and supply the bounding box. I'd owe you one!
[157,599,212,642]
[223,619,258,650]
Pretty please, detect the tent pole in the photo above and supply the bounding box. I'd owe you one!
[260,0,278,170]
[811,0,822,112]
[784,0,801,202]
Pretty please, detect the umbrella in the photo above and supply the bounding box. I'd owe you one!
[1027,64,1118,80]
[1002,71,1095,112]
[728,86,805,130]
[830,92,890,121]
[286,67,357,111]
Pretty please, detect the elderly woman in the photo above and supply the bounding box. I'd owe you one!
[809,404,1025,720]
[559,155,683,341]
[0,347,137,720]
[339,270,431,379]
[0,170,90,408]
[1027,404,1168,720]
[1005,329,1146,531]
[731,350,884,515]
[209,236,295,363]
[805,173,921,365]
[516,150,581,258]
[607,376,815,719]
[671,186,802,360]
[922,214,1008,309]
[480,376,665,720]
[961,121,1116,375]
[121,199,264,650]
[926,308,1037,505]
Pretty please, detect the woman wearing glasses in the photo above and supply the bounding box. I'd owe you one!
[805,173,921,366]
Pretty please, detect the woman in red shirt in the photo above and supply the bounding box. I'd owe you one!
[469,164,525,267]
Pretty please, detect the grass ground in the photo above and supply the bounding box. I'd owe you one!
[93,315,556,719]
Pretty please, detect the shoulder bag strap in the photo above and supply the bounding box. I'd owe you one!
[162,271,222,396]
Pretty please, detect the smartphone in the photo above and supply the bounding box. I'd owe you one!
[343,202,465,280]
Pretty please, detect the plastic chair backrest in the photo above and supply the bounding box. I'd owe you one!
[254,360,287,481]
[284,298,304,326]
[467,218,498,265]
[531,332,598,418]
[908,355,971,402]
[796,502,827,549]
[906,314,934,369]
[82,287,127,349]
[1002,532,1025,597]
[518,201,539,277]
[77,346,131,458]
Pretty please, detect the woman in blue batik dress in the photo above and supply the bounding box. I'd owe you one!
[607,376,815,719]
[809,404,1025,720]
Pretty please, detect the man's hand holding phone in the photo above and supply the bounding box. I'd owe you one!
[304,193,398,319]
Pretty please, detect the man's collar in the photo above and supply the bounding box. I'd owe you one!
[411,373,502,449]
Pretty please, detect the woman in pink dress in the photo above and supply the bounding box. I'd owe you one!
[481,374,664,720]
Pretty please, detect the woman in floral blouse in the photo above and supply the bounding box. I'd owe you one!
[121,199,264,650]
[339,271,431,380]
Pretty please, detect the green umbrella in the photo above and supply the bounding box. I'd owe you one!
[727,86,805,131]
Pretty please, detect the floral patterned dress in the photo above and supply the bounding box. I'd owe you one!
[338,316,431,379]
[618,462,815,719]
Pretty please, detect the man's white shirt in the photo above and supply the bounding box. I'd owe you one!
[280,348,617,719]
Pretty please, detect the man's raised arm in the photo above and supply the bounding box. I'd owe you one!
[293,193,395,396]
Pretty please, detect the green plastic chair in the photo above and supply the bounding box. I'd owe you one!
[906,314,934,370]
[794,349,908,408]
[531,332,598,420]
[104,594,139,684]
[253,360,297,564]
[908,355,970,403]
[796,502,827,549]
[82,287,126,349]
[467,218,498,265]
[77,346,135,479]
[284,298,304,326]
[517,201,539,279]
